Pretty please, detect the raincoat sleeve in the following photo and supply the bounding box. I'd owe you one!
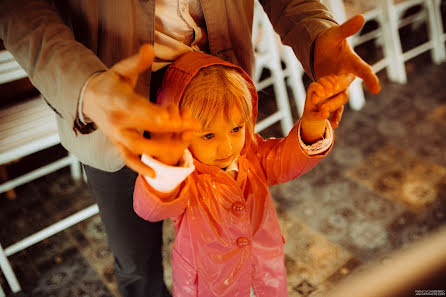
[133,175,193,222]
[254,119,333,185]
[133,151,196,222]
[0,0,107,133]
[259,0,337,79]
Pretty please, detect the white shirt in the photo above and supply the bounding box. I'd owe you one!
[153,0,207,71]
[78,0,207,124]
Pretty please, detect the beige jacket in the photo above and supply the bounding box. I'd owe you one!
[0,0,335,172]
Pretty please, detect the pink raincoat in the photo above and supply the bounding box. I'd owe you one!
[133,52,332,297]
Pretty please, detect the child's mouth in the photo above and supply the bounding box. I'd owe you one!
[216,155,233,163]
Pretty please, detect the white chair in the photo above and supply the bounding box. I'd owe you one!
[280,45,307,118]
[433,0,446,46]
[0,97,81,194]
[252,2,294,135]
[0,50,99,296]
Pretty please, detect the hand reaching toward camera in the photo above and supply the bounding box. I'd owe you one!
[82,45,201,177]
[149,108,198,166]
[313,15,381,95]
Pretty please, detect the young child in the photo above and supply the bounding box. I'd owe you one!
[133,52,354,297]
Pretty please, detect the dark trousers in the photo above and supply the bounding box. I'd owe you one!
[84,165,171,297]
[82,67,171,297]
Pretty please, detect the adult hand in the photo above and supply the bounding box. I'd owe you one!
[82,44,200,177]
[313,14,381,95]
[150,107,196,166]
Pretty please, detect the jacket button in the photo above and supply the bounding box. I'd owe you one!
[237,237,249,247]
[232,202,245,213]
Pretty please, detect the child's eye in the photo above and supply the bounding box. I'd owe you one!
[202,133,214,140]
[232,126,242,133]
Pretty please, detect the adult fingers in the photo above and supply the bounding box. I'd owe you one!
[167,104,183,126]
[348,54,381,94]
[331,15,365,42]
[115,143,156,177]
[111,44,154,85]
[115,129,190,156]
[167,103,181,117]
[180,109,200,142]
[119,96,201,133]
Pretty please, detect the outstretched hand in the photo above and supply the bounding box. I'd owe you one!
[313,14,381,95]
[301,74,355,144]
[149,108,197,166]
[82,44,201,177]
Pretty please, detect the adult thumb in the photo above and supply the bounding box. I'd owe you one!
[112,44,154,79]
[333,14,365,41]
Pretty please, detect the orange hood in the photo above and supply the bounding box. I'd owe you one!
[155,51,258,129]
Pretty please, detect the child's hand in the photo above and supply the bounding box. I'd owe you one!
[149,106,199,166]
[301,74,355,144]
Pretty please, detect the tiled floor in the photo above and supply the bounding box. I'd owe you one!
[1,27,446,297]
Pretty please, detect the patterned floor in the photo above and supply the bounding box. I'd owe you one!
[1,33,446,297]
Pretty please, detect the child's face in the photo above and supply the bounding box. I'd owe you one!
[189,105,246,169]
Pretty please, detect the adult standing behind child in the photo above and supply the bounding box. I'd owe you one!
[0,1,380,296]
[133,51,355,297]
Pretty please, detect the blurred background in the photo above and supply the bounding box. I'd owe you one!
[1,0,445,296]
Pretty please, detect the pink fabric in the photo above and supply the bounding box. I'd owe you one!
[133,52,332,297]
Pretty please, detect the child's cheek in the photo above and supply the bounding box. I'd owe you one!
[189,141,214,165]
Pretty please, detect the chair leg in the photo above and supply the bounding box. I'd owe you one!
[253,1,294,136]
[288,72,306,118]
[379,0,408,84]
[69,154,81,181]
[0,166,16,200]
[281,46,306,117]
[427,0,446,64]
[268,40,294,135]
[348,79,366,111]
[271,69,294,135]
[0,243,21,294]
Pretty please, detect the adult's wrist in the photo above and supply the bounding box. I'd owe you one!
[78,72,104,125]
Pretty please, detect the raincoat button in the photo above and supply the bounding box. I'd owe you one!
[232,202,245,213]
[237,237,249,247]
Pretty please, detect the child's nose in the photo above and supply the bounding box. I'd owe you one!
[218,137,233,155]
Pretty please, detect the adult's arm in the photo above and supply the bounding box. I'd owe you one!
[259,1,380,95]
[259,0,336,78]
[0,0,106,123]
[0,0,201,176]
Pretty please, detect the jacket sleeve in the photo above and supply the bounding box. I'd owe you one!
[0,0,106,132]
[254,120,333,185]
[259,0,337,78]
[133,175,193,222]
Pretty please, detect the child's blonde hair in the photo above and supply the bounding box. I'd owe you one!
[180,66,255,140]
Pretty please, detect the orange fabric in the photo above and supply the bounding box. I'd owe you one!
[133,52,332,297]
